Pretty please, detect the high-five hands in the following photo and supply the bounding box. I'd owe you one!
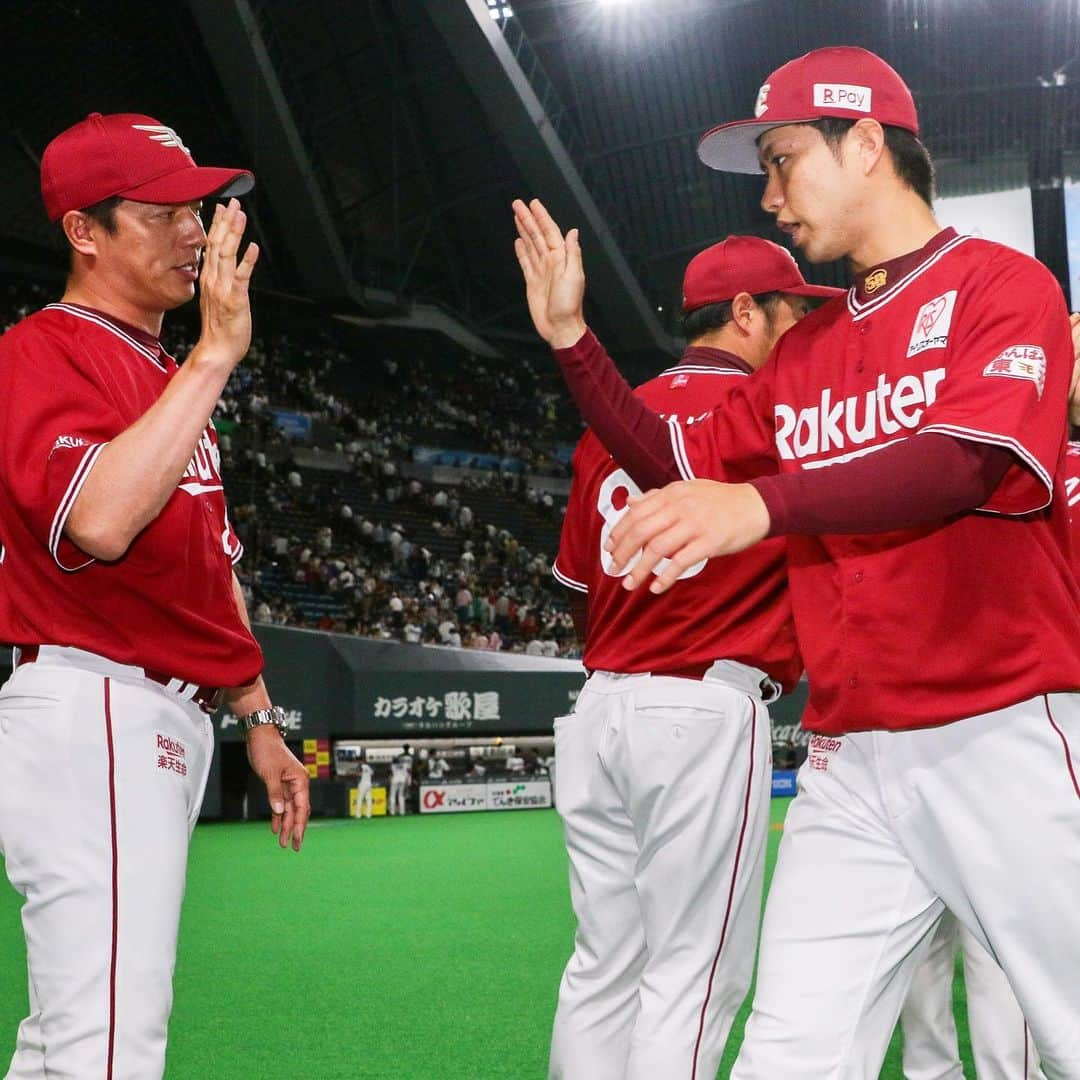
[196,197,260,370]
[512,198,588,349]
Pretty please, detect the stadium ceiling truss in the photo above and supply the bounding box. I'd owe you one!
[188,0,1080,349]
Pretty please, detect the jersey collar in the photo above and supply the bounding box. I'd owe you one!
[58,302,165,356]
[850,227,960,309]
[679,345,754,374]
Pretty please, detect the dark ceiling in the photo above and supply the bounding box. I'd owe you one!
[2,0,1079,360]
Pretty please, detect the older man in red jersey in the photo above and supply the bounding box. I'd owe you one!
[0,113,309,1079]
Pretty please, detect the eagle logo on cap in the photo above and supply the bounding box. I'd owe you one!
[755,83,771,117]
[132,123,191,156]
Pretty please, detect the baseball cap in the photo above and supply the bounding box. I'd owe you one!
[682,235,843,313]
[697,46,919,174]
[41,112,254,222]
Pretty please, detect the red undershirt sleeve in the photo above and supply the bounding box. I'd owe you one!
[751,433,1013,536]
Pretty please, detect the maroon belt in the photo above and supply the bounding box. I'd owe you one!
[16,645,224,715]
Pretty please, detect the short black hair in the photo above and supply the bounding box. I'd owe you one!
[807,117,934,207]
[56,194,123,253]
[83,195,123,233]
[682,291,783,342]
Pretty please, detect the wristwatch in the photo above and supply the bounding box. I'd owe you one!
[238,706,289,739]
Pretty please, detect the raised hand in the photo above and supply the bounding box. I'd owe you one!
[512,198,587,349]
[196,197,260,370]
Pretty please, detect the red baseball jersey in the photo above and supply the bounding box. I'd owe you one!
[554,348,802,692]
[0,303,262,687]
[670,230,1080,734]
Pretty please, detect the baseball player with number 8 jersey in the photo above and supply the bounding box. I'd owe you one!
[0,113,310,1079]
[527,232,840,1079]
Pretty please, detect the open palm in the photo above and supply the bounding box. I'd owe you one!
[512,198,587,348]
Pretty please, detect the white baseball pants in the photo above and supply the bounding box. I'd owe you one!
[355,783,373,818]
[0,656,213,1080]
[732,692,1080,1080]
[549,666,773,1080]
[389,779,406,815]
[901,911,1044,1080]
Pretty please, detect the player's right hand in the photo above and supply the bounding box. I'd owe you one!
[194,197,260,371]
[607,479,772,594]
[246,726,311,852]
[513,198,588,349]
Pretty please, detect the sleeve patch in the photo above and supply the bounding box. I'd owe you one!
[982,345,1046,399]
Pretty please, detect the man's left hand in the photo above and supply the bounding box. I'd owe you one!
[246,727,311,851]
[607,480,772,594]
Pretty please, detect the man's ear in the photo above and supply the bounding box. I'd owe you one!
[61,210,100,257]
[730,291,757,334]
[850,117,887,177]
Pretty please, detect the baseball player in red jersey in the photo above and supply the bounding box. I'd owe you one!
[0,113,310,1078]
[533,236,838,1080]
[516,46,1080,1080]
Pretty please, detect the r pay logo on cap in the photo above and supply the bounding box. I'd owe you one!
[755,83,771,117]
[813,83,872,112]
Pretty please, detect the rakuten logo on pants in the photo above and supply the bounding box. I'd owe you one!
[774,367,946,462]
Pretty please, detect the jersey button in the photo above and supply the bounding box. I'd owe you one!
[853,570,864,583]
[859,322,871,335]
[848,676,859,689]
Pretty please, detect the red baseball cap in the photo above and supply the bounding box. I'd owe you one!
[41,112,254,222]
[698,46,919,174]
[682,235,843,313]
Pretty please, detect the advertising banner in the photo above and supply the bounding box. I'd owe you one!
[349,785,387,817]
[215,627,585,742]
[419,782,490,814]
[419,778,552,814]
[771,770,798,798]
[487,779,552,810]
[270,408,313,441]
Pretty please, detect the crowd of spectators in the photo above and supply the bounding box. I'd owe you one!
[227,448,579,656]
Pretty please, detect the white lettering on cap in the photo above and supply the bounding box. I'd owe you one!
[132,123,191,155]
[755,83,771,117]
[813,83,873,113]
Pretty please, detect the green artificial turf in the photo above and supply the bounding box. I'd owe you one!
[0,798,975,1078]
